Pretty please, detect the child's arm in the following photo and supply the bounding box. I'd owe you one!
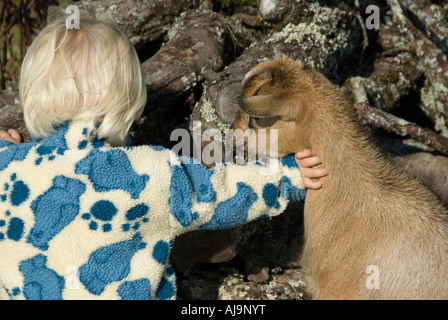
[165,150,325,233]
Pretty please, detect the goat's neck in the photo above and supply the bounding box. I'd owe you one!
[307,107,385,197]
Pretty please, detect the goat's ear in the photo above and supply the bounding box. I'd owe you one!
[238,94,297,120]
[264,67,273,80]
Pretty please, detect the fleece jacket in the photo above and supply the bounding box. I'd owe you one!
[0,120,305,300]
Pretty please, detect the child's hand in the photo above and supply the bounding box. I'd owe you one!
[295,149,329,190]
[0,129,22,144]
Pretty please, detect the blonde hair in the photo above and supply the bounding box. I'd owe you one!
[19,17,147,145]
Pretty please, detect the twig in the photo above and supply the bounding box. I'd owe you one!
[398,0,448,56]
[389,0,406,24]
[390,0,448,131]
[354,0,369,50]
[346,77,448,155]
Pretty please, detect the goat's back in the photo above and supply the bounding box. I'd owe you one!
[302,162,448,300]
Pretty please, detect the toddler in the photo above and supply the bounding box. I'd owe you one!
[0,18,327,300]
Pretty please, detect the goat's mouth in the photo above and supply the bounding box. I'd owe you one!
[249,116,279,129]
[248,116,258,129]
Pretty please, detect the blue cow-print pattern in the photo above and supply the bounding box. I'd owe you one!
[0,120,305,300]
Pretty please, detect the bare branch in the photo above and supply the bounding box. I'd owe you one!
[347,77,448,155]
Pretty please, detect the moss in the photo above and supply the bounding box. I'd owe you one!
[199,96,231,132]
[181,73,198,91]
[79,2,121,24]
[264,2,355,73]
[421,84,448,138]
[371,68,411,105]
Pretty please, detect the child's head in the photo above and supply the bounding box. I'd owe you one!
[20,17,147,145]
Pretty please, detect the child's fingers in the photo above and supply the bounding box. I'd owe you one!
[295,149,314,160]
[310,167,329,179]
[8,129,21,143]
[0,129,21,144]
[303,178,323,190]
[301,167,329,180]
[297,155,323,169]
[0,130,9,138]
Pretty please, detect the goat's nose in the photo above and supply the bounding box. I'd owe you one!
[238,96,250,113]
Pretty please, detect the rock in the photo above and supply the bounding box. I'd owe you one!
[258,0,295,24]
[393,152,448,204]
[217,268,309,300]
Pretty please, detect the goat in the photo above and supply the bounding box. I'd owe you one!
[232,55,448,300]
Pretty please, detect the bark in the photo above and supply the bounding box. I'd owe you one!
[399,0,448,139]
[392,152,448,204]
[131,8,260,146]
[358,0,448,138]
[141,9,258,112]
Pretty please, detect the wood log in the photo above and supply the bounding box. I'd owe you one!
[384,0,448,138]
[356,0,423,112]
[48,0,202,51]
[131,9,259,147]
[347,77,448,155]
[141,9,259,112]
[189,1,361,161]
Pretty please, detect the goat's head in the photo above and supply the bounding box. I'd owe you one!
[232,55,317,157]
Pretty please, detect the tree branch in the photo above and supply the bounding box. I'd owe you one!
[347,77,448,155]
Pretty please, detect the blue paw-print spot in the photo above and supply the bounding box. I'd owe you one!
[118,279,151,300]
[1,173,30,206]
[6,287,21,298]
[33,122,69,165]
[27,176,86,251]
[78,140,88,150]
[199,182,258,230]
[35,145,65,165]
[75,149,149,199]
[82,200,118,232]
[156,277,175,300]
[0,143,34,171]
[19,254,64,300]
[152,240,171,265]
[281,176,306,202]
[79,233,147,296]
[77,127,101,150]
[121,204,149,232]
[0,212,25,242]
[262,183,281,210]
[281,154,299,168]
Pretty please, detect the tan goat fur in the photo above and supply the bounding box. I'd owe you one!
[232,56,448,300]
